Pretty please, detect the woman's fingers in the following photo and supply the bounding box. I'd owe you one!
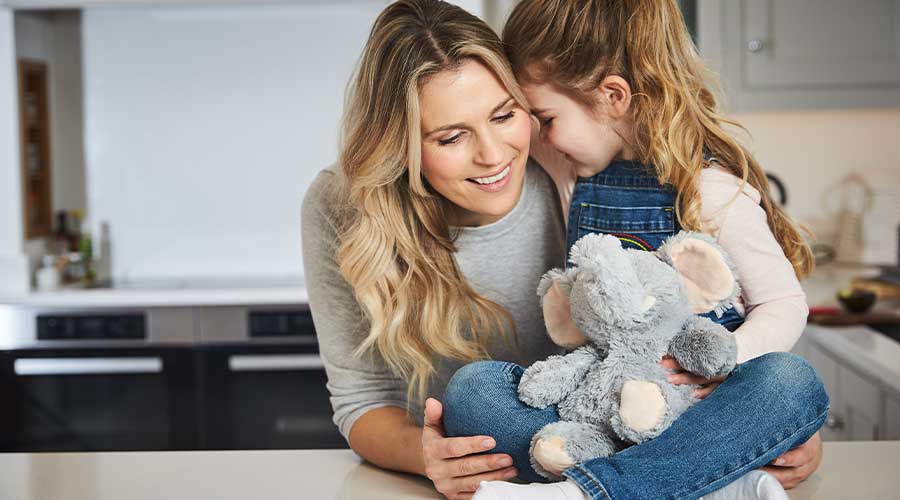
[434,466,518,497]
[446,453,513,478]
[424,398,445,433]
[429,435,496,460]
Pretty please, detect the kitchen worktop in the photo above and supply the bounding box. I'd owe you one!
[805,324,900,396]
[0,442,896,500]
[0,277,308,308]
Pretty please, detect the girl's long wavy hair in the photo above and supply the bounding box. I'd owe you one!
[503,0,813,278]
[337,0,529,402]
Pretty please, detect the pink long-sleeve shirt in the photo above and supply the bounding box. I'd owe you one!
[538,155,808,363]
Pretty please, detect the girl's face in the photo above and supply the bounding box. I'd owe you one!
[521,81,631,177]
[419,60,532,227]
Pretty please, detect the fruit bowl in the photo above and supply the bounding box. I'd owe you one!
[836,288,877,314]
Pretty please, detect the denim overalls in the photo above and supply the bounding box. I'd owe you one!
[565,159,744,331]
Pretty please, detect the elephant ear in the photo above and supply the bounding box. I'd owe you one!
[537,269,588,348]
[657,232,740,316]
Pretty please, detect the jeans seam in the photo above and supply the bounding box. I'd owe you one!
[671,407,830,500]
[571,465,613,500]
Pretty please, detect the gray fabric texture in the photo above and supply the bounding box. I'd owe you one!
[301,159,566,442]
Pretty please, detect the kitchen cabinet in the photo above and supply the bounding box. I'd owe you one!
[886,396,900,440]
[794,327,900,441]
[797,339,842,441]
[698,0,900,111]
[838,364,881,441]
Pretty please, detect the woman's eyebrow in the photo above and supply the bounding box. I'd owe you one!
[424,97,514,136]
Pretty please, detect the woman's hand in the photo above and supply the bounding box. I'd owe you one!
[422,398,518,500]
[761,431,823,489]
[659,355,727,399]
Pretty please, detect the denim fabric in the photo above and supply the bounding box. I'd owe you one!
[442,353,829,500]
[565,160,743,331]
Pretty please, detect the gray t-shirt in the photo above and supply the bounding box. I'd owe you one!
[301,159,566,441]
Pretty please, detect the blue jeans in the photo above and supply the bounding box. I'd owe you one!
[442,352,828,500]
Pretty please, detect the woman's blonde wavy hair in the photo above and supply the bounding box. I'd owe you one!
[337,0,530,402]
[503,0,813,278]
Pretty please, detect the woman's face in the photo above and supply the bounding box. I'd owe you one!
[419,60,532,227]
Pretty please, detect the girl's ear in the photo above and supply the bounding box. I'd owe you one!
[596,75,632,118]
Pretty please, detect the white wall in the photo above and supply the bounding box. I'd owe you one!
[82,3,386,282]
[734,109,900,264]
[0,8,29,294]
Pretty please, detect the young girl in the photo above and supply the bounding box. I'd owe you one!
[459,0,819,499]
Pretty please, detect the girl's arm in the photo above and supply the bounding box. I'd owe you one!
[698,168,809,363]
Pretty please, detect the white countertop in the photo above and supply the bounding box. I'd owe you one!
[0,277,309,307]
[0,442,896,500]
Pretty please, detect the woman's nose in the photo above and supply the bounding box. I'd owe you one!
[474,131,505,166]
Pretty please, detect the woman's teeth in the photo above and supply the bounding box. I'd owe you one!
[471,165,510,185]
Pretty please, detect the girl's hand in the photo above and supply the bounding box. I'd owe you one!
[659,355,727,399]
[422,398,518,500]
[762,431,823,489]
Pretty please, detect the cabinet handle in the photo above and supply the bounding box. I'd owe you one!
[824,413,845,430]
[228,354,323,372]
[747,39,765,53]
[14,357,163,376]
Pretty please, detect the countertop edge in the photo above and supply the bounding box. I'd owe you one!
[0,287,310,308]
[804,324,900,398]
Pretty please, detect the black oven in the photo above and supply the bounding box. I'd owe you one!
[0,346,198,452]
[0,304,347,452]
[199,343,344,449]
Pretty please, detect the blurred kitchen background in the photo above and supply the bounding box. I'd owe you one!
[0,0,898,453]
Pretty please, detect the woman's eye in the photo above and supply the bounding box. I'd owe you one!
[541,117,554,126]
[492,111,515,123]
[438,133,462,146]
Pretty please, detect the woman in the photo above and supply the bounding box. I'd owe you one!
[301,1,825,499]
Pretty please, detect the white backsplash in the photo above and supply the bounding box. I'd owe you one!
[82,2,385,282]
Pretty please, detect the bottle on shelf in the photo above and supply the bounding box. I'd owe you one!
[79,231,95,287]
[52,211,69,255]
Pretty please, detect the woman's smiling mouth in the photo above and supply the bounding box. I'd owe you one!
[467,163,512,192]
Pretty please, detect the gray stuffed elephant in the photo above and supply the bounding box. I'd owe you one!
[519,231,740,479]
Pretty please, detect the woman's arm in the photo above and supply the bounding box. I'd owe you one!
[302,171,515,499]
[301,169,408,440]
[349,406,426,475]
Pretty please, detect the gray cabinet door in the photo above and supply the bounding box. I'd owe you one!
[839,364,882,441]
[803,343,846,441]
[886,395,900,440]
[744,0,900,89]
[700,0,900,110]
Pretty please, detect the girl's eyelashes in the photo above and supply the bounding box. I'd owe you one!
[540,117,554,126]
